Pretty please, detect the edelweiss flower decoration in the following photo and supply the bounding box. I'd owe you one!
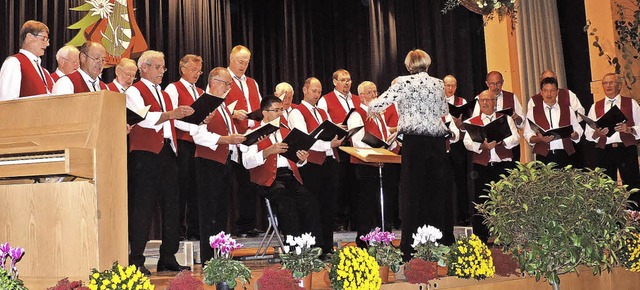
[87,0,115,19]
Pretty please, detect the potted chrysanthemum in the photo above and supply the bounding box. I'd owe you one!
[279,233,325,289]
[359,227,402,283]
[447,234,495,280]
[88,261,154,290]
[329,246,381,290]
[202,231,251,290]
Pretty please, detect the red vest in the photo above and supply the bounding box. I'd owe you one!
[595,96,636,148]
[468,114,512,166]
[384,103,399,127]
[296,104,329,165]
[128,81,177,153]
[51,71,61,82]
[106,81,121,92]
[224,76,261,134]
[14,52,54,97]
[501,91,515,111]
[194,106,235,164]
[531,89,570,108]
[248,127,303,186]
[321,91,361,123]
[351,107,391,166]
[65,70,108,93]
[172,81,204,142]
[531,102,575,156]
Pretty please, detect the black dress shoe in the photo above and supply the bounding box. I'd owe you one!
[137,265,151,276]
[156,261,191,272]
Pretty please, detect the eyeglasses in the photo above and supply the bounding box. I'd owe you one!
[82,52,106,64]
[336,79,352,84]
[146,63,167,72]
[32,33,49,43]
[213,78,232,86]
[602,81,618,86]
[183,66,203,75]
[265,108,284,112]
[487,81,503,86]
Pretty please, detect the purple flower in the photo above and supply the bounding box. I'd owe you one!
[359,227,396,246]
[10,247,24,262]
[0,242,9,269]
[209,231,243,258]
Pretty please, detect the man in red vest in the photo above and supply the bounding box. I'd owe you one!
[0,20,54,100]
[107,58,137,93]
[318,69,359,232]
[473,71,525,162]
[224,45,263,237]
[524,77,582,167]
[289,77,343,259]
[443,74,472,226]
[585,73,640,204]
[347,81,400,248]
[463,90,519,242]
[51,45,79,82]
[192,67,246,263]
[242,96,320,237]
[126,50,194,275]
[164,54,204,241]
[52,41,108,94]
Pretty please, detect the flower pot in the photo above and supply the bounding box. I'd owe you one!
[379,265,390,283]
[216,281,232,290]
[298,273,312,290]
[437,265,449,277]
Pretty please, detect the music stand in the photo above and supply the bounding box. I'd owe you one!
[339,146,401,232]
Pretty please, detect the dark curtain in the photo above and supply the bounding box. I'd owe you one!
[556,0,593,110]
[1,0,487,102]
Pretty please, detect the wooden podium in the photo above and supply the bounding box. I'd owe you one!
[0,92,128,288]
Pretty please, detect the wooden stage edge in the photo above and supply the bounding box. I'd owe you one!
[21,265,640,289]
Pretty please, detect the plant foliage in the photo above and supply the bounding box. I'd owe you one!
[477,162,635,286]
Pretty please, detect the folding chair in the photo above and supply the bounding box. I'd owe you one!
[254,198,286,258]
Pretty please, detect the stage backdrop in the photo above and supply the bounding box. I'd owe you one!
[1,0,488,103]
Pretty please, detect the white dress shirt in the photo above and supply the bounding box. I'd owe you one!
[165,78,200,137]
[126,78,177,153]
[526,88,585,117]
[463,112,520,162]
[347,103,397,150]
[0,49,52,100]
[52,69,102,95]
[242,126,306,170]
[192,103,240,163]
[585,95,640,144]
[288,100,334,156]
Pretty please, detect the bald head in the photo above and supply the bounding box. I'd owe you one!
[302,77,322,106]
[115,58,137,89]
[78,41,106,80]
[477,90,497,116]
[443,75,458,97]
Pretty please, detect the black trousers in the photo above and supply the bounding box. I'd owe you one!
[128,143,180,267]
[334,150,357,229]
[259,168,321,237]
[299,157,338,254]
[353,164,381,248]
[399,135,454,261]
[599,144,640,206]
[382,162,401,228]
[177,140,199,238]
[195,157,232,263]
[230,159,258,233]
[448,141,471,223]
[471,160,515,243]
[536,149,571,168]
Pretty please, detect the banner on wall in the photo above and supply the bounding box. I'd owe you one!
[68,0,148,66]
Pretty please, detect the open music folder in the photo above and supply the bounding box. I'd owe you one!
[463,115,513,143]
[126,105,151,125]
[578,106,627,137]
[179,93,226,124]
[242,118,280,146]
[448,102,474,119]
[310,120,363,141]
[527,119,574,140]
[280,128,317,163]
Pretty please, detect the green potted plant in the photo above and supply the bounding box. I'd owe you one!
[202,231,251,290]
[359,227,403,283]
[279,233,325,289]
[477,161,635,290]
